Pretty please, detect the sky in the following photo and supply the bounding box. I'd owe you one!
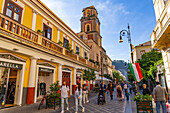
[41,0,156,62]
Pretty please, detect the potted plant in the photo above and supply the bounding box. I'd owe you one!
[57,41,63,46]
[65,43,73,53]
[133,92,153,113]
[46,81,60,110]
[76,52,79,55]
[89,59,94,63]
[37,30,44,36]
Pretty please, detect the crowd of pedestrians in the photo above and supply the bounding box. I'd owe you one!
[60,80,169,113]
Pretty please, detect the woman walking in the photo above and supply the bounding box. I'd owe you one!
[75,84,84,113]
[109,84,114,100]
[116,83,122,101]
[83,84,89,104]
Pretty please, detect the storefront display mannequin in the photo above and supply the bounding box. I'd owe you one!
[40,81,46,95]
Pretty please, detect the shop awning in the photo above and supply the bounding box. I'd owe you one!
[95,77,112,81]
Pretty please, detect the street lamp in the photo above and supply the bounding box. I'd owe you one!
[119,24,133,63]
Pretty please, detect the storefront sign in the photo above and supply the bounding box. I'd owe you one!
[0,61,22,69]
[39,67,54,73]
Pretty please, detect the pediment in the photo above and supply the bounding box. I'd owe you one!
[62,68,72,72]
[37,62,56,68]
[0,53,26,62]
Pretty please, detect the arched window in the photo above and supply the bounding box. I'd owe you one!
[87,25,90,32]
[87,10,90,16]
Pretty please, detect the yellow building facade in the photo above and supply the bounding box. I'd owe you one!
[0,0,99,107]
[151,0,170,95]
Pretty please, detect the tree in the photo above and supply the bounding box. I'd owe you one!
[127,70,135,83]
[112,71,123,83]
[103,74,112,80]
[137,49,162,84]
[83,69,96,82]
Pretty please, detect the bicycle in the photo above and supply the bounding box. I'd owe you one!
[38,91,49,110]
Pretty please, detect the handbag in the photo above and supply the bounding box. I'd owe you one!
[166,103,170,113]
[122,93,124,99]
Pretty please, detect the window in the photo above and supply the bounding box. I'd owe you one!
[87,25,90,32]
[87,10,90,16]
[140,50,145,55]
[80,36,83,39]
[63,38,69,48]
[96,55,99,61]
[43,24,52,40]
[84,51,87,58]
[76,46,79,53]
[3,1,23,23]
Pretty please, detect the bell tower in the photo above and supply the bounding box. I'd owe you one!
[80,6,102,46]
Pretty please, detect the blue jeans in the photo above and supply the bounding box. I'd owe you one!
[61,97,68,111]
[75,98,83,112]
[156,101,167,113]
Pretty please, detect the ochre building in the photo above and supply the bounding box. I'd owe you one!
[151,0,170,96]
[0,0,99,107]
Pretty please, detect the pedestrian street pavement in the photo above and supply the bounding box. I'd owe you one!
[0,91,126,113]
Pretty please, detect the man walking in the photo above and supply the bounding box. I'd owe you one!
[60,80,69,113]
[153,82,168,113]
[100,81,107,102]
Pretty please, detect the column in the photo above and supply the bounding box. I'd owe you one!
[32,10,38,31]
[58,64,62,86]
[72,40,74,50]
[57,29,60,42]
[73,68,77,94]
[26,57,37,104]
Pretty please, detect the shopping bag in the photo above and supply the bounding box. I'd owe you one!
[122,93,124,99]
[166,103,170,113]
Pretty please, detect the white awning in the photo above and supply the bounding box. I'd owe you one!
[95,77,112,81]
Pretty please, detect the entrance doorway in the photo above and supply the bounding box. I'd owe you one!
[62,71,70,94]
[37,71,53,100]
[0,67,20,108]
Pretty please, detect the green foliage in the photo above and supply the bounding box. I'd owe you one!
[65,43,73,53]
[76,52,80,55]
[95,61,99,65]
[103,74,112,80]
[83,69,96,82]
[89,59,94,63]
[137,49,162,83]
[133,92,152,101]
[112,71,123,83]
[47,81,60,99]
[57,41,63,45]
[148,59,163,79]
[127,70,135,83]
[37,29,44,35]
[85,57,88,59]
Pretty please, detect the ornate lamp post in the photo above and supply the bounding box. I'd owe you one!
[119,24,133,63]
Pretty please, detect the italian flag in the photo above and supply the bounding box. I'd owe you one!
[128,63,143,82]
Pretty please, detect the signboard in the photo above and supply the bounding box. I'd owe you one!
[39,67,54,73]
[0,61,22,69]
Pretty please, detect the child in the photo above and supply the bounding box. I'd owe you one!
[125,90,130,101]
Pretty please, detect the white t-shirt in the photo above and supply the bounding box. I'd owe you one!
[61,85,69,98]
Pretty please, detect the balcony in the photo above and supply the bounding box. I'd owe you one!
[0,13,98,70]
[65,50,77,60]
[79,56,86,64]
[151,1,170,49]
